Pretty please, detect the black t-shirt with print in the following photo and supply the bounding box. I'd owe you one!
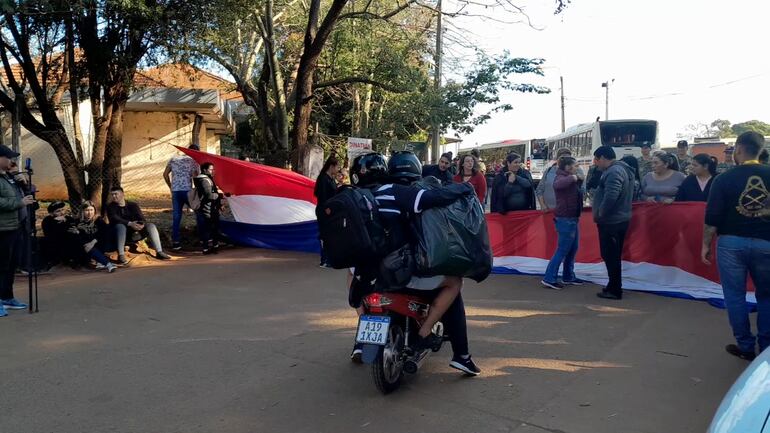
[705,163,770,241]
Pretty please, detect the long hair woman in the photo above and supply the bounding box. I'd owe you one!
[453,154,487,204]
[641,152,686,203]
[314,155,340,267]
[675,153,717,202]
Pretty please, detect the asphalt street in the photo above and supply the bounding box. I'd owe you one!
[0,249,749,433]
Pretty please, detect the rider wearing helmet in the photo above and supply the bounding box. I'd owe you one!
[350,151,481,375]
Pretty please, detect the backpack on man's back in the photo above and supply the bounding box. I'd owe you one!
[317,186,387,269]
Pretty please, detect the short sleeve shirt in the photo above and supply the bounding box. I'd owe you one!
[167,155,198,192]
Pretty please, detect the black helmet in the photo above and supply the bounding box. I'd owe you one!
[388,151,422,184]
[351,152,387,187]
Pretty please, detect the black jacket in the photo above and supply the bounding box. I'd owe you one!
[490,168,536,213]
[675,175,714,202]
[421,164,453,186]
[314,172,338,208]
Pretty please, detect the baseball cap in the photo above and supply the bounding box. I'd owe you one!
[0,144,20,159]
[677,140,688,148]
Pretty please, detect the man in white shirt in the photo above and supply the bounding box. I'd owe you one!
[163,144,200,250]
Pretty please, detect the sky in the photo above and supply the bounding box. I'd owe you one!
[445,0,770,147]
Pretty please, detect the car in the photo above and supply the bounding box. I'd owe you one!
[708,348,770,432]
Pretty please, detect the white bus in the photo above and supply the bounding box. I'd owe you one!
[546,119,659,173]
[468,138,550,181]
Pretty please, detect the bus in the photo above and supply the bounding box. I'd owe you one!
[466,138,550,182]
[545,119,659,173]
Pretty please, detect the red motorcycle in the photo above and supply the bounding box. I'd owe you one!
[356,290,444,394]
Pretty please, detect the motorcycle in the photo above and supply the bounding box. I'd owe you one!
[355,290,444,394]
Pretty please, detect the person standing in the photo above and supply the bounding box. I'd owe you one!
[314,155,339,267]
[422,152,454,186]
[542,156,585,290]
[717,146,736,174]
[0,145,33,316]
[676,140,692,175]
[637,143,654,178]
[702,132,770,361]
[641,152,687,203]
[675,153,717,202]
[453,154,487,204]
[163,144,201,251]
[592,146,634,300]
[490,153,535,213]
[194,163,223,254]
[537,148,586,211]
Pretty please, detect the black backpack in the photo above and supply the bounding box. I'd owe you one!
[317,186,387,269]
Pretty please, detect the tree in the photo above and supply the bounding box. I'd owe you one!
[731,120,770,137]
[0,0,190,206]
[710,119,733,138]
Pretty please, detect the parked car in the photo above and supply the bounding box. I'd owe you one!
[708,349,770,432]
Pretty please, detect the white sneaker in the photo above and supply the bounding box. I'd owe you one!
[106,263,117,273]
[95,263,107,270]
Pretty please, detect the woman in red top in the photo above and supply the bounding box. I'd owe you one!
[453,154,487,203]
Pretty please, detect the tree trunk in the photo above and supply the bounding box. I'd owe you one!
[192,114,203,148]
[66,17,86,166]
[352,87,361,135]
[361,82,373,132]
[100,99,126,211]
[261,0,289,151]
[87,85,113,206]
[291,0,349,173]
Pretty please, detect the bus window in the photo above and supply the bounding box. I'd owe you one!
[600,122,656,147]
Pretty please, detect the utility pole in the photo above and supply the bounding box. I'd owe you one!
[430,0,442,163]
[560,76,565,132]
[601,79,614,120]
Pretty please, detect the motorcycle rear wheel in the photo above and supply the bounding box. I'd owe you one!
[372,324,405,394]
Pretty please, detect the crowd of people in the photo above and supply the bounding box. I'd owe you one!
[314,132,770,364]
[0,143,226,318]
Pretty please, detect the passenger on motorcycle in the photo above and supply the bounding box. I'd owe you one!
[349,151,481,375]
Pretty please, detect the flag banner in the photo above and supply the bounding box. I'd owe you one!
[179,147,319,252]
[487,202,752,308]
[176,148,744,307]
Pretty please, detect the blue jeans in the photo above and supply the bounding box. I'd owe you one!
[544,217,579,283]
[171,190,191,244]
[717,235,770,353]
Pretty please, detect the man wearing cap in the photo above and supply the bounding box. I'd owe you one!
[163,144,201,250]
[537,148,586,211]
[676,140,692,175]
[0,144,35,317]
[717,146,736,174]
[637,143,654,178]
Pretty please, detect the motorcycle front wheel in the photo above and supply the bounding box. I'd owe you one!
[372,323,405,394]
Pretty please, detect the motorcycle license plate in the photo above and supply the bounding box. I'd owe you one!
[355,315,390,345]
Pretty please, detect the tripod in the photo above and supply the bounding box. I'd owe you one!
[22,160,39,313]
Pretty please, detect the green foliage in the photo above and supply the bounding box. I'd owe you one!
[732,120,770,137]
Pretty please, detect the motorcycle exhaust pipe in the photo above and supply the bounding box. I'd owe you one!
[403,349,429,374]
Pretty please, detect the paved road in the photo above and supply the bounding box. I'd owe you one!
[1,249,748,433]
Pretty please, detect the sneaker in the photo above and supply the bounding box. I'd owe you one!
[563,278,587,286]
[202,248,217,255]
[156,251,171,260]
[725,344,756,361]
[171,243,182,251]
[596,291,622,300]
[450,355,481,376]
[350,343,364,364]
[212,243,221,250]
[105,263,117,273]
[410,333,443,353]
[2,298,28,310]
[117,255,129,265]
[541,280,564,290]
[95,263,107,270]
[0,304,6,317]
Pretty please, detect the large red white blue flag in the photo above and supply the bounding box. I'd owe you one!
[178,149,742,307]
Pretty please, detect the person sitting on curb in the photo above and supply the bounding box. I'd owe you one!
[41,201,80,269]
[106,186,170,263]
[76,201,117,272]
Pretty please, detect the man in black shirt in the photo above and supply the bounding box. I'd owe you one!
[421,152,453,186]
[703,131,770,361]
[107,186,170,262]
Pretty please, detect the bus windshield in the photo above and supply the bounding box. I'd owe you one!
[600,122,657,147]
